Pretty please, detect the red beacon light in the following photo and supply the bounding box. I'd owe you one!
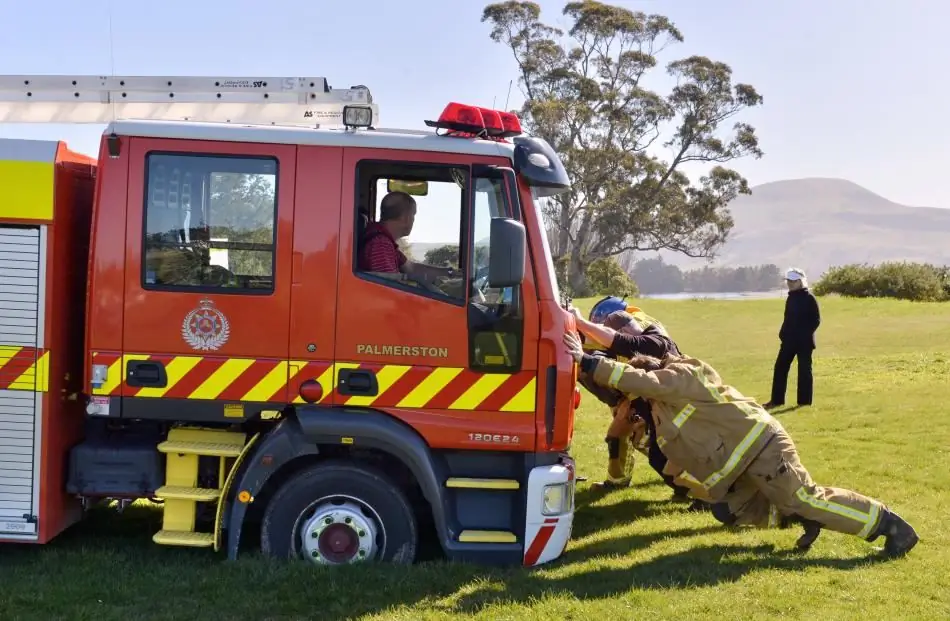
[425,102,523,140]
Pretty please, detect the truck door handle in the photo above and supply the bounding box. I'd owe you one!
[126,361,168,388]
[337,369,378,396]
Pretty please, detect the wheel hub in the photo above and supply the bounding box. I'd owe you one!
[300,500,378,565]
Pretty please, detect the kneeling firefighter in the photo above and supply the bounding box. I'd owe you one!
[573,296,691,499]
[562,331,919,556]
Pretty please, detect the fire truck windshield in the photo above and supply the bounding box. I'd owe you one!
[530,186,562,303]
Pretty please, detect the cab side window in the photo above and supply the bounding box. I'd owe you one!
[142,153,278,293]
[467,170,524,371]
[354,161,465,303]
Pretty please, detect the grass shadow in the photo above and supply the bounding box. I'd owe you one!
[0,501,904,621]
[451,543,894,614]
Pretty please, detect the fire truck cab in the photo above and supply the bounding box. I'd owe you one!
[0,75,579,567]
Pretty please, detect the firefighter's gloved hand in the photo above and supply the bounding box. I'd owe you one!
[563,331,584,363]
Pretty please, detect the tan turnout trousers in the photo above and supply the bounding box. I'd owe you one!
[605,399,643,483]
[722,424,885,538]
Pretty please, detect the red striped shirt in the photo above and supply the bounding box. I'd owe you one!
[359,222,407,272]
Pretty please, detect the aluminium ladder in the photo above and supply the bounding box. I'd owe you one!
[0,75,378,127]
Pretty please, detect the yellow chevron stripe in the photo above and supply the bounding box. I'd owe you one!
[92,357,123,395]
[0,345,21,369]
[136,355,203,398]
[288,362,336,404]
[397,367,463,408]
[9,351,52,392]
[346,364,411,406]
[501,377,536,412]
[188,358,255,400]
[288,361,307,404]
[315,365,336,403]
[35,351,49,392]
[241,360,289,402]
[449,373,509,410]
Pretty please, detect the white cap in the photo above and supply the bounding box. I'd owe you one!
[785,268,806,281]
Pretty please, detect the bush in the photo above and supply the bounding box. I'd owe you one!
[813,262,950,302]
[586,257,639,298]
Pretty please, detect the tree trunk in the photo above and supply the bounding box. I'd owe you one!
[557,197,572,257]
[568,246,590,297]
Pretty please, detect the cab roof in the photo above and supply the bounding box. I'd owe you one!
[105,120,517,160]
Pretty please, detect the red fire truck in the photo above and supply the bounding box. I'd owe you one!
[0,75,579,567]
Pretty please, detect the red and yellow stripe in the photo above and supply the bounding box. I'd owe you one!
[0,346,49,392]
[91,353,537,413]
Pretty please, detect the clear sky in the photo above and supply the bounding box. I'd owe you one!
[2,0,947,244]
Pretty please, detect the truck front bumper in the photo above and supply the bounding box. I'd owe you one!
[523,453,575,566]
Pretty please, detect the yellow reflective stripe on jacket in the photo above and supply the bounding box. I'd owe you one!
[702,419,769,489]
[794,486,881,538]
[607,364,624,389]
[672,403,695,427]
[681,365,772,491]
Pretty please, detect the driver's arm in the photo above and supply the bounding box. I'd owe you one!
[367,270,410,282]
[404,261,455,281]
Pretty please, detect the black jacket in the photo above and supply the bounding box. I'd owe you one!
[779,288,821,350]
[607,325,681,360]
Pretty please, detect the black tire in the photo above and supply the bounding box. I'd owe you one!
[260,460,418,565]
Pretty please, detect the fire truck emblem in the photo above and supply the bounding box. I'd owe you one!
[181,298,231,351]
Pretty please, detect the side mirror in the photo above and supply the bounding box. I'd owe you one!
[488,217,526,288]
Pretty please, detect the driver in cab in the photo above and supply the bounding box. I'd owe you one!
[359,191,455,289]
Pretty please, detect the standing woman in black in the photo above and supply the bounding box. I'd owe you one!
[764,268,821,409]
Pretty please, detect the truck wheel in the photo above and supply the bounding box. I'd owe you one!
[260,461,417,565]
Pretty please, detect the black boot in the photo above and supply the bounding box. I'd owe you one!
[779,515,823,549]
[670,485,691,502]
[869,510,919,557]
[687,499,712,512]
[795,518,822,550]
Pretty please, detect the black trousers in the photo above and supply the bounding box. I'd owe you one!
[643,411,689,494]
[770,342,813,405]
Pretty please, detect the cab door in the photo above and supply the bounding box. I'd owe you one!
[121,137,296,420]
[334,149,539,451]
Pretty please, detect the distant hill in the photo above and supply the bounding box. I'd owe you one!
[408,178,950,281]
[650,178,950,279]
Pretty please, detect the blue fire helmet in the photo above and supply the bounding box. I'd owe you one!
[589,296,628,324]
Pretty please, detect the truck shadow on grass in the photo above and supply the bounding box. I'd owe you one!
[0,495,894,620]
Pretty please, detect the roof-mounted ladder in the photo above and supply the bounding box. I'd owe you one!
[0,75,379,127]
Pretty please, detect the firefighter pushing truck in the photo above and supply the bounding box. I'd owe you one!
[0,75,580,567]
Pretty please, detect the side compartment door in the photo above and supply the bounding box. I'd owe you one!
[119,138,296,420]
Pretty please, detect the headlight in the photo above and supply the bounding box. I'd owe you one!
[542,483,573,515]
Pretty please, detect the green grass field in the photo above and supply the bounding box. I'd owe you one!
[2,296,948,620]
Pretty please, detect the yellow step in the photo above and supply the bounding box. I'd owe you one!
[155,486,221,502]
[157,440,243,457]
[458,529,518,544]
[153,530,215,547]
[446,477,520,490]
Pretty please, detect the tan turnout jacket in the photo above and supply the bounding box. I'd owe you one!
[589,355,779,503]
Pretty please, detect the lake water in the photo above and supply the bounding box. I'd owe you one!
[639,290,786,300]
